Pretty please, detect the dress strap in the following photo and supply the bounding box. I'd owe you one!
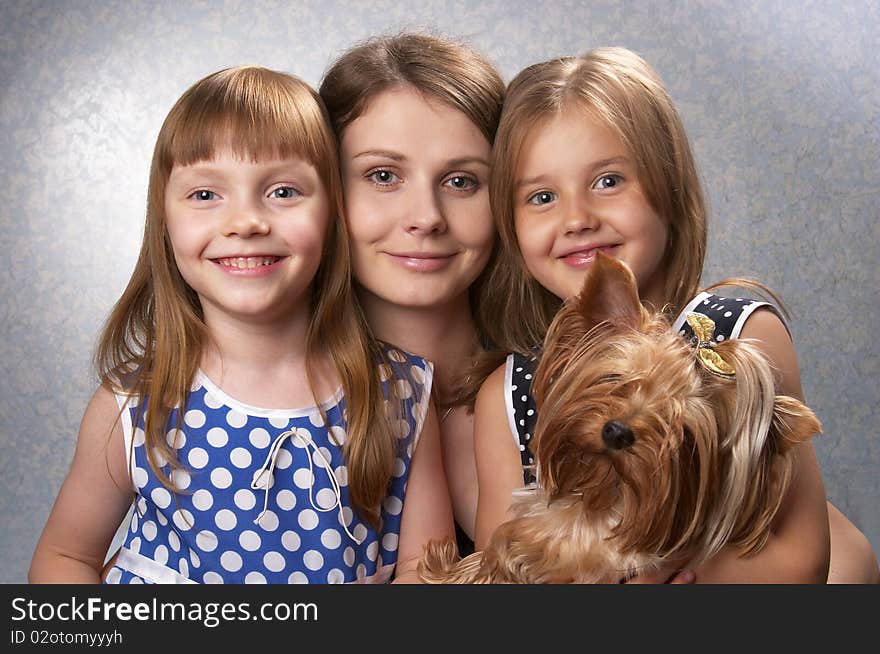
[672,291,789,343]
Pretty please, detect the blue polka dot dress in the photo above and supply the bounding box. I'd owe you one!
[104,347,432,584]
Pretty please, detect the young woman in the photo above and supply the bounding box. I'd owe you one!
[320,32,505,553]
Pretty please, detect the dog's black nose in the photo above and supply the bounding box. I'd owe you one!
[602,420,635,450]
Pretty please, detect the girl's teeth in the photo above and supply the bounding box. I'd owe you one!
[219,257,278,268]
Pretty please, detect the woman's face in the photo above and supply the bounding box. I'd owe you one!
[339,87,494,313]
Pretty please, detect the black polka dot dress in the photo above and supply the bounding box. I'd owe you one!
[504,350,540,485]
[670,292,787,346]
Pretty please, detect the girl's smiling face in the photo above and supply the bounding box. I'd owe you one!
[513,110,669,307]
[339,87,495,313]
[164,147,330,326]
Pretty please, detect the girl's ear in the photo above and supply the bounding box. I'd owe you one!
[574,252,644,330]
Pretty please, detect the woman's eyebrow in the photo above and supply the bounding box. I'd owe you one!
[447,156,490,168]
[351,149,406,161]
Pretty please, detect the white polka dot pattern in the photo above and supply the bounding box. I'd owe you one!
[166,428,185,449]
[192,489,213,511]
[245,571,267,584]
[233,489,256,511]
[240,530,261,551]
[248,427,270,448]
[170,469,191,489]
[211,468,232,489]
[106,346,430,584]
[184,410,206,429]
[274,489,296,511]
[207,427,228,448]
[150,487,171,509]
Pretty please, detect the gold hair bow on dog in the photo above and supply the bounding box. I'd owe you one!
[686,313,736,378]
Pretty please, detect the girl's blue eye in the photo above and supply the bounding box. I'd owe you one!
[191,189,216,201]
[270,186,300,199]
[594,174,622,190]
[369,169,398,185]
[527,191,556,205]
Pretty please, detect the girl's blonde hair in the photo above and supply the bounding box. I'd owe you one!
[319,32,506,405]
[484,47,707,355]
[96,66,396,527]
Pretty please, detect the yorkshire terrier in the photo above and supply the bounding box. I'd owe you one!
[420,253,821,583]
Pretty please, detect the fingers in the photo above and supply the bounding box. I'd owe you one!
[667,569,696,584]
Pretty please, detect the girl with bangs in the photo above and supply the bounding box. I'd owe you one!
[29,65,453,584]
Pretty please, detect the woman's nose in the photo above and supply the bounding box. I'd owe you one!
[403,186,447,235]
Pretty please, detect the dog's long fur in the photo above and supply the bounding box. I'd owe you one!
[420,254,821,583]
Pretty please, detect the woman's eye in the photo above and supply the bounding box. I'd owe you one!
[269,186,300,199]
[444,175,478,191]
[368,169,398,185]
[593,174,623,190]
[527,191,557,205]
[190,189,217,201]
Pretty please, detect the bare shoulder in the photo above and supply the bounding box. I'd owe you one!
[738,305,792,345]
[83,384,125,423]
[474,361,512,443]
[80,385,124,439]
[740,306,804,399]
[475,361,507,407]
[473,358,524,549]
[74,385,129,486]
[473,358,519,464]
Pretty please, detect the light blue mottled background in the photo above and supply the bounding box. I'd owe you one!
[1,0,877,583]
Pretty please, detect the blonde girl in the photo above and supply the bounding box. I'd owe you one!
[29,66,452,584]
[474,47,876,582]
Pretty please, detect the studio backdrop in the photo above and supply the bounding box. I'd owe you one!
[1,0,877,582]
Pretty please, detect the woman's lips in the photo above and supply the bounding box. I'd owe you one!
[385,252,453,272]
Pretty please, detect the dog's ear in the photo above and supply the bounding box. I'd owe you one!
[541,253,644,359]
[716,341,823,556]
[728,394,822,556]
[574,252,644,331]
[770,395,822,450]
